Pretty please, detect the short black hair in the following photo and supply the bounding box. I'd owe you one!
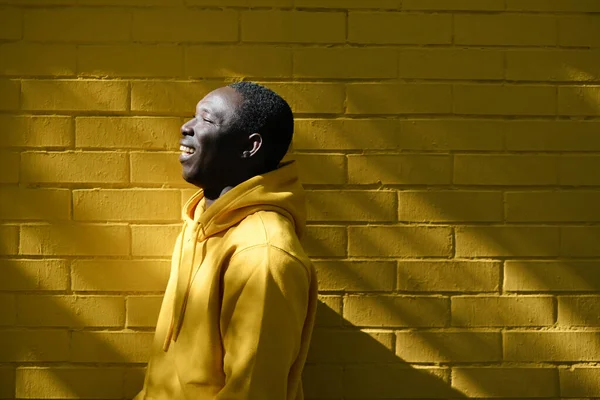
[228,81,294,171]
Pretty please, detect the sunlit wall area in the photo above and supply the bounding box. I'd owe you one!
[1,0,600,399]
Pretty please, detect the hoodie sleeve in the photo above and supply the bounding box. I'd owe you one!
[216,244,310,400]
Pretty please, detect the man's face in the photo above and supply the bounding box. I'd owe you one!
[179,87,244,188]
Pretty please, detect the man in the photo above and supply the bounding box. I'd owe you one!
[134,82,318,399]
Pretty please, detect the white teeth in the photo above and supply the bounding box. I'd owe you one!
[179,145,195,154]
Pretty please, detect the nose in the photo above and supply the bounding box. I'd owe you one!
[181,120,195,136]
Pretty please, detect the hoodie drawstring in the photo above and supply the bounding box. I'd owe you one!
[162,221,203,352]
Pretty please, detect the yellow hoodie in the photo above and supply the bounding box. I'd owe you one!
[134,161,318,400]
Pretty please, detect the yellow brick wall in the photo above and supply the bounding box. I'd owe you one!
[1,0,599,398]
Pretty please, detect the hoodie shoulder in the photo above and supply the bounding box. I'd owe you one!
[227,210,310,268]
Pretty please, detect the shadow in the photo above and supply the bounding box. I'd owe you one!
[304,301,466,400]
[2,2,600,400]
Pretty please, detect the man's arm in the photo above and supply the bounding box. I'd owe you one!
[216,244,310,399]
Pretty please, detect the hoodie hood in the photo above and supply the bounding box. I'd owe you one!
[184,160,306,240]
[164,161,306,350]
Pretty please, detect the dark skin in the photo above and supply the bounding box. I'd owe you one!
[179,87,265,206]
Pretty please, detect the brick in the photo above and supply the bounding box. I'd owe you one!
[131,224,181,257]
[302,365,342,400]
[296,0,399,7]
[347,83,452,115]
[306,190,396,222]
[73,189,180,222]
[80,0,183,4]
[508,0,600,11]
[16,367,124,399]
[72,260,170,292]
[294,48,396,79]
[0,295,15,326]
[0,259,68,291]
[403,0,504,9]
[22,80,128,112]
[401,119,504,151]
[308,329,394,363]
[505,120,600,152]
[187,46,292,78]
[133,10,237,42]
[314,261,396,292]
[127,296,162,328]
[505,261,600,291]
[398,49,504,80]
[21,151,128,184]
[131,81,224,114]
[262,83,345,114]
[24,8,130,42]
[456,227,560,258]
[559,86,600,116]
[76,117,180,150]
[561,155,600,185]
[398,191,503,222]
[0,43,76,76]
[455,14,557,46]
[454,84,556,116]
[130,151,185,186]
[242,11,345,43]
[124,367,146,399]
[396,331,501,362]
[507,50,600,82]
[71,331,153,363]
[0,0,71,3]
[0,151,18,183]
[344,295,449,327]
[0,116,73,148]
[560,368,600,397]
[559,296,600,326]
[188,0,291,4]
[17,295,124,328]
[453,296,554,327]
[0,188,70,220]
[292,154,345,185]
[79,45,183,77]
[315,295,342,327]
[505,332,600,362]
[349,12,451,44]
[350,226,452,257]
[20,224,130,256]
[0,7,21,40]
[453,367,558,398]
[398,261,501,293]
[302,226,346,257]
[0,79,19,110]
[0,367,14,399]
[454,155,558,185]
[507,191,600,222]
[0,225,18,255]
[0,330,69,362]
[562,227,600,257]
[560,16,600,47]
[344,366,452,399]
[294,119,402,151]
[348,154,452,185]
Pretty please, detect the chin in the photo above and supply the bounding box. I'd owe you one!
[181,168,203,187]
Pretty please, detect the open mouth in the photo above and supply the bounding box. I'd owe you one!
[180,145,196,155]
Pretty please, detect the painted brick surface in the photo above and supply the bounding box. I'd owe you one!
[1,1,599,399]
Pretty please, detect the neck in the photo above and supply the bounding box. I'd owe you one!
[204,185,235,208]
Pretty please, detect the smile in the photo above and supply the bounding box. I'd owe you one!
[180,145,196,155]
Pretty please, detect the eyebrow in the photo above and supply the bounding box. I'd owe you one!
[196,107,223,123]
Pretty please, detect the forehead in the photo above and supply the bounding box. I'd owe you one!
[195,87,242,119]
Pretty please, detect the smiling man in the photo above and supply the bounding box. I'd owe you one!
[134,82,318,400]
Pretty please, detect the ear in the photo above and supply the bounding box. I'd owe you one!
[242,133,262,159]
